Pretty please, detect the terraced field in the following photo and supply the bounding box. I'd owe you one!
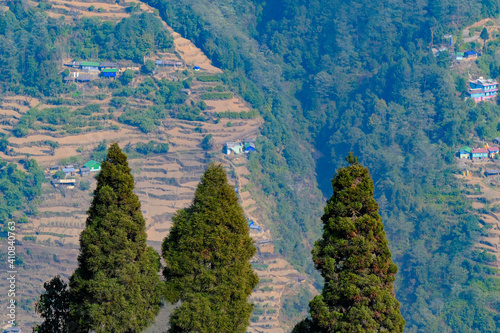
[457,158,500,268]
[0,1,317,331]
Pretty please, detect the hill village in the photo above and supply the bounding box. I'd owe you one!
[62,59,189,83]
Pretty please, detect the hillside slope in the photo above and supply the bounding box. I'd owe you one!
[0,1,316,331]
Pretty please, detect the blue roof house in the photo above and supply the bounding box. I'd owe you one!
[244,142,256,153]
[62,167,75,176]
[464,50,478,58]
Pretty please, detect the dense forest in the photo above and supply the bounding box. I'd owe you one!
[141,0,500,330]
[0,4,171,96]
[0,157,43,224]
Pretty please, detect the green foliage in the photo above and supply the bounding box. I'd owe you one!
[200,92,233,100]
[78,180,90,191]
[0,7,64,96]
[0,158,43,223]
[136,140,169,155]
[299,155,404,332]
[143,59,156,74]
[70,13,173,63]
[176,105,205,121]
[201,134,213,150]
[217,109,258,119]
[90,140,108,162]
[13,105,106,138]
[196,75,220,82]
[0,135,9,153]
[68,143,162,332]
[34,275,70,333]
[162,164,259,333]
[121,69,135,85]
[118,106,166,133]
[481,27,490,40]
[0,5,174,97]
[53,170,66,179]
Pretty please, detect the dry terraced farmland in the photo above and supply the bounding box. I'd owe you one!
[0,1,317,331]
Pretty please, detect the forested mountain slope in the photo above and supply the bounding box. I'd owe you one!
[143,0,500,330]
[0,1,313,331]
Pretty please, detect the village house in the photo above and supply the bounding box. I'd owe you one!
[52,178,76,189]
[494,137,500,145]
[101,68,118,77]
[467,77,499,102]
[99,62,118,69]
[248,221,262,232]
[65,61,81,68]
[75,74,95,83]
[80,167,90,176]
[62,167,76,176]
[225,142,243,155]
[471,147,489,160]
[155,60,184,67]
[486,169,500,176]
[464,50,478,59]
[459,146,472,159]
[488,146,499,158]
[80,61,100,70]
[244,142,256,153]
[455,52,464,61]
[83,160,101,172]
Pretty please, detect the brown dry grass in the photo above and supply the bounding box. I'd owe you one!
[204,97,252,113]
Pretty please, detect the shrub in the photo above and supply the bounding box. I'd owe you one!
[200,92,233,100]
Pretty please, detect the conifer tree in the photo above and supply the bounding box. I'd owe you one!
[295,154,404,332]
[162,163,258,333]
[33,275,70,333]
[68,143,162,333]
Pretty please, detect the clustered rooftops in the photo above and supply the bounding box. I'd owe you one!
[470,76,499,86]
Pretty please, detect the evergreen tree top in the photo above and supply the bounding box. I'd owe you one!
[69,143,161,333]
[307,155,404,332]
[162,163,258,333]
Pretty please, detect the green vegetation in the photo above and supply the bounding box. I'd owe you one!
[200,92,233,100]
[136,140,169,155]
[296,155,404,332]
[68,144,162,332]
[162,164,258,332]
[13,105,108,138]
[0,158,43,224]
[217,109,258,119]
[201,134,213,150]
[196,75,221,82]
[34,276,70,333]
[0,4,172,96]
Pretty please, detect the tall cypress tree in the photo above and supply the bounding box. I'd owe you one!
[162,163,258,333]
[296,154,404,332]
[68,143,162,333]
